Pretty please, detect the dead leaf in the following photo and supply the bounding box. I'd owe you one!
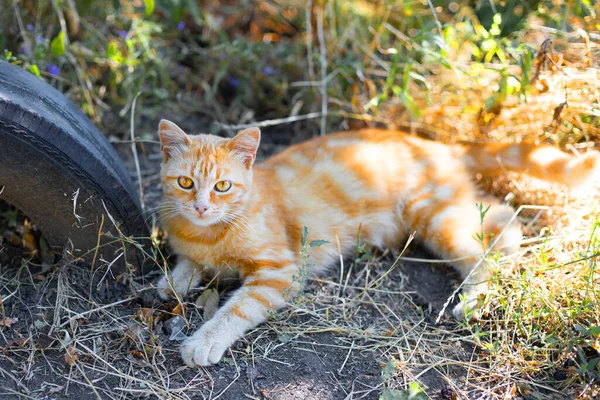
[171,303,184,316]
[47,385,65,395]
[35,333,56,349]
[0,317,17,328]
[64,345,79,365]
[128,350,145,359]
[195,289,220,320]
[1,337,26,350]
[39,236,55,265]
[136,308,154,325]
[23,220,37,255]
[7,232,21,246]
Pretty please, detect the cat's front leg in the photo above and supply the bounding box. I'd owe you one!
[181,261,300,366]
[157,257,202,300]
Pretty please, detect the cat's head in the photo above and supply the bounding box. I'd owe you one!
[158,119,260,227]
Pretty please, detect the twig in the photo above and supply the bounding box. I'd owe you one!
[316,5,328,136]
[338,340,355,374]
[0,365,32,395]
[74,362,103,400]
[216,112,322,130]
[59,297,134,327]
[335,235,344,297]
[305,0,315,82]
[90,214,104,270]
[130,91,145,210]
[426,0,443,37]
[71,189,83,225]
[11,0,27,40]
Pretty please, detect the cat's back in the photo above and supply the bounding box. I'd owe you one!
[258,129,421,169]
[256,129,455,186]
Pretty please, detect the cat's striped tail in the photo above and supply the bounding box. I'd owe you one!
[461,142,600,190]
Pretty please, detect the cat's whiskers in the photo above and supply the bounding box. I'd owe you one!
[220,212,252,238]
[134,203,174,224]
[223,211,251,231]
[149,202,181,223]
[223,212,251,231]
[220,214,244,234]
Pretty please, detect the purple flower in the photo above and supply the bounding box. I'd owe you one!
[219,51,228,60]
[118,30,127,39]
[47,63,60,76]
[26,24,35,32]
[228,76,239,89]
[177,21,185,31]
[36,35,45,43]
[19,45,30,56]
[263,66,274,75]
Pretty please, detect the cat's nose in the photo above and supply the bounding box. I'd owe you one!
[194,204,209,216]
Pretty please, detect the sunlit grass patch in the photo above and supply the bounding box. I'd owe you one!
[459,212,599,397]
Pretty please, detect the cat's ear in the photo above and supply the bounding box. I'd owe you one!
[228,127,261,168]
[158,119,191,160]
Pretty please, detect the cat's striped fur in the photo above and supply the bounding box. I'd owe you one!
[157,119,599,367]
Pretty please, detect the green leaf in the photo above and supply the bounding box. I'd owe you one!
[380,387,427,400]
[28,64,41,78]
[186,0,203,25]
[144,0,155,16]
[309,240,329,248]
[0,210,17,228]
[394,89,421,118]
[51,31,66,56]
[408,381,425,397]
[586,326,600,336]
[382,359,395,381]
[401,62,412,92]
[421,47,451,69]
[301,226,308,246]
[107,42,118,59]
[277,334,292,343]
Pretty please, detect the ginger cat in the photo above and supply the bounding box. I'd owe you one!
[156,119,599,367]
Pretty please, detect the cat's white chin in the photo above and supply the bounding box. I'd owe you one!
[186,213,224,227]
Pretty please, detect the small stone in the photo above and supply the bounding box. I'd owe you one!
[168,316,187,341]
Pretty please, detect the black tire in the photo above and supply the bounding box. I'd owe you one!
[0,60,148,270]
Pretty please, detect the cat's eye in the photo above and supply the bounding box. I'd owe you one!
[214,180,232,192]
[177,176,194,189]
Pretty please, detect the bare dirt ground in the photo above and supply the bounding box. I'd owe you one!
[0,113,478,400]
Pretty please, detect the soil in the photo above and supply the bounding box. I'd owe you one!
[0,112,473,400]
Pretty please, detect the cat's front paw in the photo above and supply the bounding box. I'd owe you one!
[181,319,239,367]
